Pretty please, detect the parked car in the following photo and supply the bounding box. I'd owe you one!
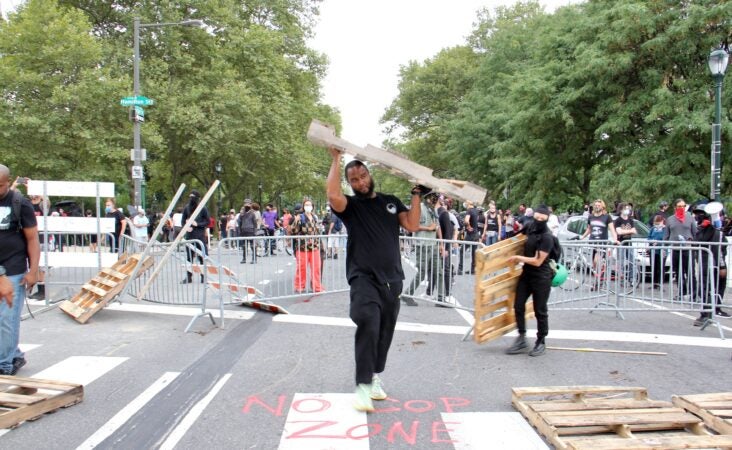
[557,215,671,279]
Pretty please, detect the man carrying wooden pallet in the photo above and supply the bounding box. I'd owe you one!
[0,164,40,375]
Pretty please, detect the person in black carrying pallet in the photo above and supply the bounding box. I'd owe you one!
[505,204,557,357]
[180,190,210,284]
[0,164,40,375]
[326,146,421,413]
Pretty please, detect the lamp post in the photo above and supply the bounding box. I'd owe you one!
[131,17,204,208]
[709,47,729,202]
[215,161,223,212]
[258,180,263,206]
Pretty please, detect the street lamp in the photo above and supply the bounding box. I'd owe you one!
[708,47,729,202]
[215,161,223,213]
[258,180,263,206]
[131,17,204,208]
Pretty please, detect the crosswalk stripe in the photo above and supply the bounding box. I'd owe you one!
[105,302,254,320]
[159,373,232,450]
[76,371,181,450]
[18,344,41,353]
[442,412,548,449]
[30,355,128,387]
[278,393,369,450]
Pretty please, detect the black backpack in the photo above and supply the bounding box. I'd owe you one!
[548,234,562,262]
[9,190,24,233]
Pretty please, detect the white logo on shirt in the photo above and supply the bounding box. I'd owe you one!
[386,203,397,214]
[0,206,11,231]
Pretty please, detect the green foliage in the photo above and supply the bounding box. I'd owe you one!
[1,0,337,214]
[383,0,732,215]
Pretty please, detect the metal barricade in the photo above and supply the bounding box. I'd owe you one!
[554,239,726,338]
[37,231,116,305]
[399,235,479,312]
[213,234,349,305]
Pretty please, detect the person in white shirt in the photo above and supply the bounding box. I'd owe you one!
[547,206,560,237]
[132,208,149,241]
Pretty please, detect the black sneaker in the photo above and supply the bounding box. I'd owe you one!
[529,342,546,357]
[401,296,418,307]
[693,315,708,327]
[716,309,731,318]
[10,357,26,375]
[505,335,528,354]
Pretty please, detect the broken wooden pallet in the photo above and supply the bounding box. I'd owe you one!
[512,386,732,450]
[673,392,732,435]
[0,375,83,429]
[473,235,532,344]
[60,253,152,324]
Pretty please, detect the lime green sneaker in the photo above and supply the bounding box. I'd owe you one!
[353,384,375,412]
[370,374,387,400]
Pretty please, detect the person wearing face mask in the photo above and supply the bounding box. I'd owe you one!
[647,215,666,288]
[482,200,501,246]
[290,199,323,294]
[663,198,696,299]
[614,203,638,280]
[401,192,440,306]
[505,204,556,357]
[180,190,210,284]
[104,198,127,254]
[691,204,730,324]
[132,208,149,242]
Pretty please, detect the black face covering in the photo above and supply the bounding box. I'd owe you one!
[532,219,548,234]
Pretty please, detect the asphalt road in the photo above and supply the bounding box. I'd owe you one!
[3,252,732,450]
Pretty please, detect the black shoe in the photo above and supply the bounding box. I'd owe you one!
[693,314,709,327]
[250,260,256,264]
[505,335,528,354]
[10,357,26,375]
[333,254,338,259]
[28,288,45,300]
[180,278,192,284]
[716,309,731,318]
[529,341,546,357]
[401,296,418,306]
[240,259,246,263]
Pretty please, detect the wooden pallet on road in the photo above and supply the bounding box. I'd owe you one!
[0,375,83,429]
[512,386,732,450]
[673,392,732,435]
[60,253,152,324]
[473,235,531,344]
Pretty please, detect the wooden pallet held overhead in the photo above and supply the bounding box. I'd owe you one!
[512,386,732,450]
[673,392,732,435]
[59,253,152,324]
[473,235,531,344]
[0,375,83,429]
[307,119,487,205]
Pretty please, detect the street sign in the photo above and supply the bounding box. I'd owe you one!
[131,165,144,179]
[130,148,147,161]
[120,96,154,107]
[134,106,145,117]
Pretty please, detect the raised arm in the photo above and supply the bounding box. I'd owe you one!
[326,147,347,213]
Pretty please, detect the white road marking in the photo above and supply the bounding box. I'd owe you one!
[30,356,128,386]
[278,393,369,450]
[274,313,732,348]
[18,344,41,353]
[159,373,232,450]
[443,412,548,449]
[76,372,181,449]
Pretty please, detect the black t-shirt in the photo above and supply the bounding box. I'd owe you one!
[107,209,126,238]
[485,212,499,232]
[465,207,479,234]
[614,216,635,243]
[182,203,210,238]
[587,214,613,241]
[523,230,554,278]
[0,191,37,275]
[334,193,408,284]
[438,208,454,243]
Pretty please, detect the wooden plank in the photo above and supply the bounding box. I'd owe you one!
[0,376,83,429]
[566,434,732,450]
[673,393,732,434]
[529,399,672,413]
[100,268,128,279]
[513,386,648,399]
[82,283,110,298]
[307,119,487,204]
[90,277,118,288]
[544,410,700,428]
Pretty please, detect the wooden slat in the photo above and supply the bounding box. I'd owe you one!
[0,376,83,429]
[673,393,732,434]
[100,268,128,279]
[544,409,700,428]
[81,283,109,298]
[567,434,732,450]
[90,277,117,288]
[529,399,672,413]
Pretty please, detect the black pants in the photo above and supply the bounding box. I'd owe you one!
[514,273,551,341]
[185,234,208,279]
[671,248,696,296]
[349,276,402,385]
[240,231,256,261]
